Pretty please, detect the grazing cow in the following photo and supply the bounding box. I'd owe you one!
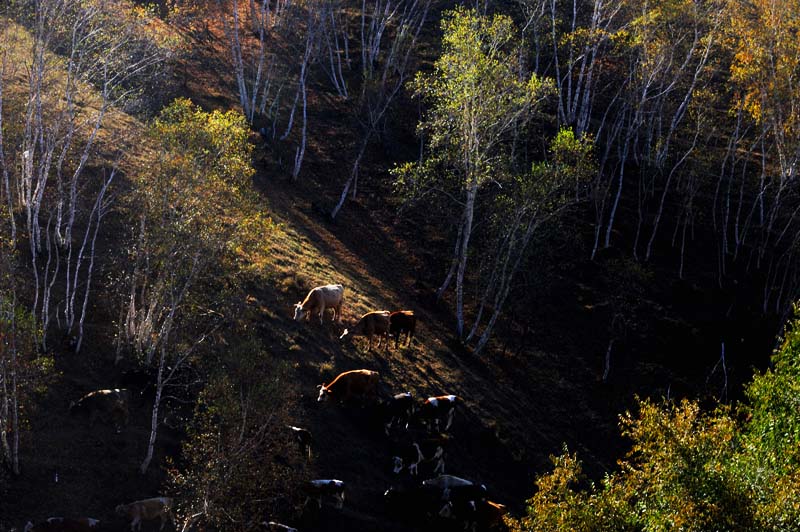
[69,389,130,433]
[317,369,379,404]
[260,522,297,532]
[23,518,100,532]
[416,395,459,433]
[422,475,486,502]
[293,284,344,324]
[382,392,415,435]
[115,497,174,532]
[303,480,345,510]
[389,311,416,348]
[447,482,489,504]
[339,311,390,349]
[287,425,313,460]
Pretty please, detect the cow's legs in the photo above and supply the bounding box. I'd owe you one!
[445,407,454,431]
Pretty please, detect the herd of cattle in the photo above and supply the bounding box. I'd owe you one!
[18,284,507,532]
[291,285,508,531]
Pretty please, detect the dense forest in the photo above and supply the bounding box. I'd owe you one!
[1,0,799,530]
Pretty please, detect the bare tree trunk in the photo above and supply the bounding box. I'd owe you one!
[437,220,464,300]
[291,24,314,180]
[455,181,477,338]
[76,169,115,353]
[331,134,370,219]
[140,344,165,474]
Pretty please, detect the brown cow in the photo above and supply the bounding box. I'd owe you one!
[115,497,174,532]
[389,310,416,348]
[24,518,100,532]
[339,310,390,349]
[317,369,379,403]
[293,284,344,324]
[69,389,130,433]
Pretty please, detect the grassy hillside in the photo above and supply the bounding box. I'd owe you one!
[1,1,792,531]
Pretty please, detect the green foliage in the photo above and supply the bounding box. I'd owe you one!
[525,128,595,208]
[136,97,254,268]
[119,97,261,360]
[509,310,800,532]
[168,334,303,530]
[490,128,595,247]
[0,287,56,469]
[736,306,800,528]
[400,7,553,195]
[511,450,634,532]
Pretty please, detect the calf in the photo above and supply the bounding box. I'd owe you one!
[115,497,174,532]
[293,284,344,324]
[340,311,390,349]
[287,425,312,460]
[389,310,416,348]
[303,480,345,510]
[416,395,459,433]
[23,518,100,532]
[317,369,379,404]
[69,389,130,433]
[382,391,415,435]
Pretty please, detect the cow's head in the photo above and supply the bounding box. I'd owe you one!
[293,303,306,321]
[115,505,127,516]
[316,385,330,402]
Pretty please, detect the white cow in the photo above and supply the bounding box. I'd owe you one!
[293,284,344,324]
[115,497,174,531]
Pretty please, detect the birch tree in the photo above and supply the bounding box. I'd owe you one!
[723,0,800,311]
[467,129,595,354]
[329,0,431,219]
[168,337,304,530]
[114,99,254,473]
[402,8,553,338]
[2,1,168,350]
